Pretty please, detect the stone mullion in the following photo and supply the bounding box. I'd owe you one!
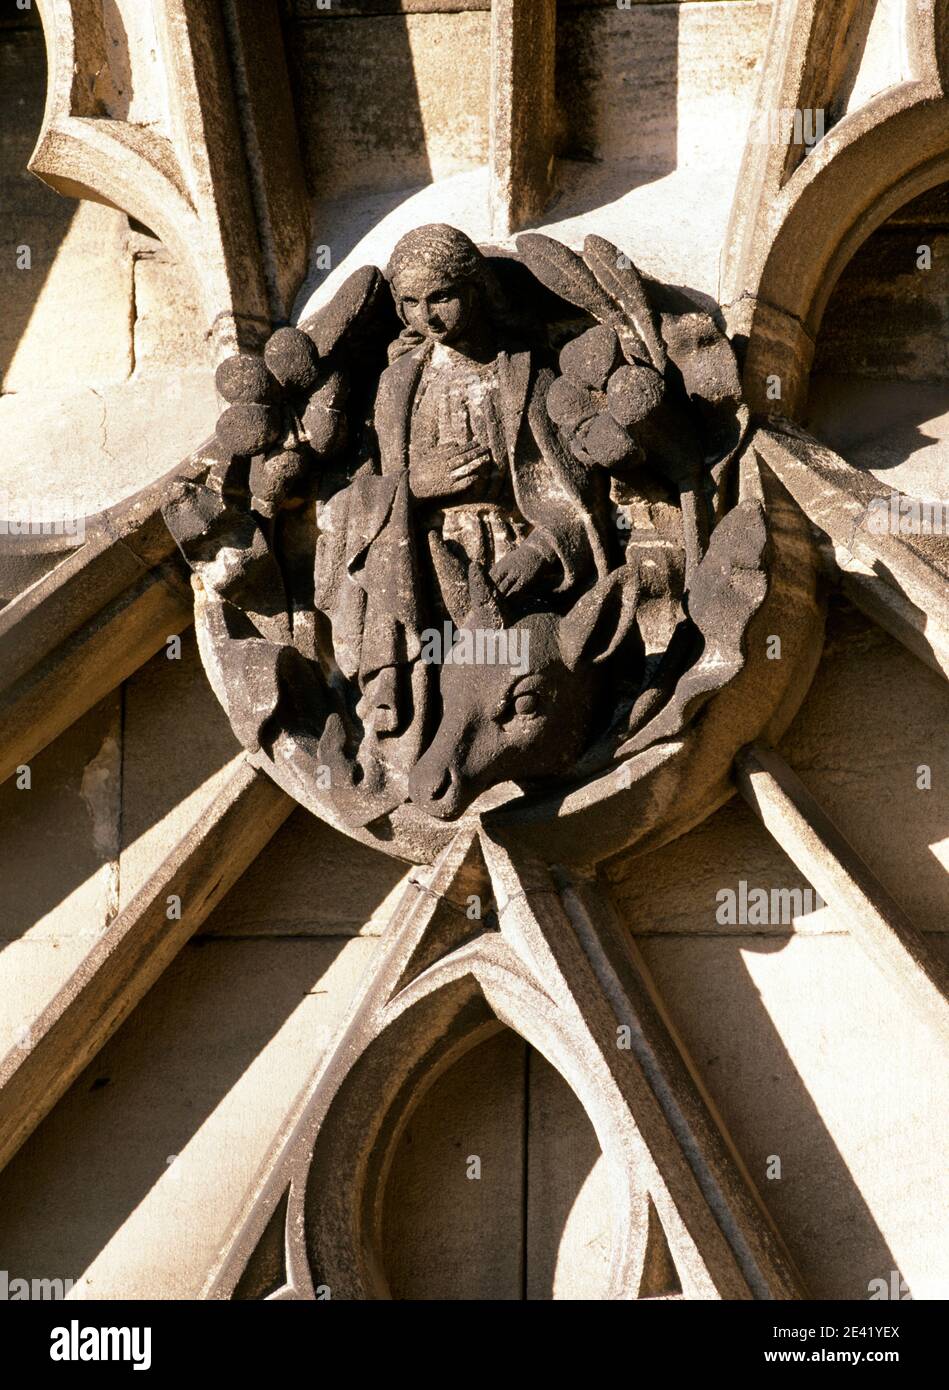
[0,452,215,786]
[0,758,293,1177]
[489,0,558,237]
[736,743,949,1049]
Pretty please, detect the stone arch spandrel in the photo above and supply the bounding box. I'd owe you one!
[722,0,949,416]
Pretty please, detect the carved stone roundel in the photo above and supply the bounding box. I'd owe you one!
[164,226,823,868]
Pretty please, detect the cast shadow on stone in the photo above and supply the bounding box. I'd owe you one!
[553,3,678,184]
[0,19,75,388]
[380,1032,605,1301]
[291,182,432,322]
[0,897,908,1299]
[284,7,434,205]
[553,1,678,209]
[807,378,948,476]
[649,932,910,1301]
[0,893,364,1285]
[0,635,241,957]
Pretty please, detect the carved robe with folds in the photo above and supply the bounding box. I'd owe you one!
[315,339,609,787]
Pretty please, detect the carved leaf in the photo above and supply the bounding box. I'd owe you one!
[582,235,667,374]
[299,264,386,359]
[515,233,621,326]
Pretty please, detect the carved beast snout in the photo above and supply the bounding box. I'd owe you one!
[408,755,465,821]
[408,566,644,821]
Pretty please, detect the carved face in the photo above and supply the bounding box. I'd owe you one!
[408,572,645,819]
[408,615,590,820]
[394,269,478,346]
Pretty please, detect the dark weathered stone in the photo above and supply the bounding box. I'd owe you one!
[249,450,313,516]
[164,224,825,869]
[546,375,598,432]
[576,411,637,468]
[216,402,283,457]
[307,368,347,411]
[263,327,320,394]
[559,324,620,388]
[408,561,644,820]
[215,353,277,405]
[299,264,388,359]
[607,363,665,428]
[300,401,345,455]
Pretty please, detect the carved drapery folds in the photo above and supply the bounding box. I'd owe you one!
[164,230,826,1301]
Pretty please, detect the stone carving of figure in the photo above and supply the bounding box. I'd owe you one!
[315,224,609,798]
[165,223,754,827]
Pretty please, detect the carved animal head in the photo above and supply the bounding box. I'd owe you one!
[408,560,643,820]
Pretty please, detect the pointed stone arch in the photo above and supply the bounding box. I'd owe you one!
[722,0,949,415]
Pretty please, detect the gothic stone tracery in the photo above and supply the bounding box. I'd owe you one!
[0,0,946,1306]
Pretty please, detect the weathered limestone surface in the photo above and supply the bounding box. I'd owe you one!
[381,1037,616,1301]
[639,932,949,1301]
[0,597,945,1297]
[286,9,493,198]
[813,188,949,387]
[0,695,121,1053]
[557,0,770,171]
[0,935,376,1300]
[0,0,945,1304]
[0,600,944,1301]
[130,238,212,374]
[526,1049,612,1300]
[721,0,949,415]
[0,21,132,392]
[120,633,242,908]
[292,2,773,320]
[202,810,412,939]
[382,1030,528,1300]
[489,0,557,235]
[806,186,949,504]
[1,199,134,395]
[0,19,219,518]
[609,602,949,935]
[1,4,778,521]
[808,379,949,506]
[0,374,219,520]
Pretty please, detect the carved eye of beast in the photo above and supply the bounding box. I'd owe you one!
[496,676,543,724]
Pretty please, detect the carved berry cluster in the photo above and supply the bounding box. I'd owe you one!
[546,325,667,472]
[214,327,348,515]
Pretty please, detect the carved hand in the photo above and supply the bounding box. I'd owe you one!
[409,444,492,501]
[490,543,550,597]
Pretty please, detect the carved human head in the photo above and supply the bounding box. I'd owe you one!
[387,224,487,346]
